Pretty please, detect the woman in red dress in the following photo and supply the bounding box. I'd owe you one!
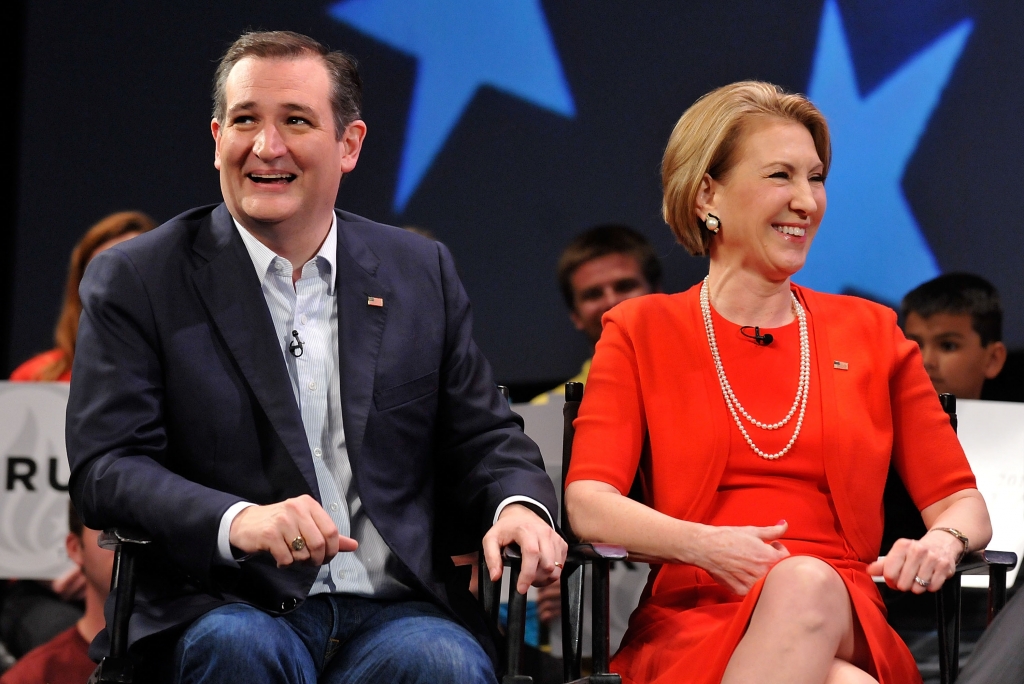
[564,82,991,684]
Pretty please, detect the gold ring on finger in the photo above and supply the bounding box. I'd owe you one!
[913,575,929,588]
[291,536,306,552]
[554,562,563,568]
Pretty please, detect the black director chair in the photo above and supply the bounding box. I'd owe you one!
[90,386,536,684]
[559,383,1016,684]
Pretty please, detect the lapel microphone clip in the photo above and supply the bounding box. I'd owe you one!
[289,330,304,358]
[740,325,774,346]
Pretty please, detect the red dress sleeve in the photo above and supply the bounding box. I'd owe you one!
[9,349,71,382]
[565,315,646,495]
[888,320,977,510]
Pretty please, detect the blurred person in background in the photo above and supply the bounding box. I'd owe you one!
[10,211,156,382]
[1,211,153,662]
[901,273,1007,401]
[531,224,661,405]
[0,503,114,684]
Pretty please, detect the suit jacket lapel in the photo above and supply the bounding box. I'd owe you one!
[191,204,320,498]
[334,214,390,467]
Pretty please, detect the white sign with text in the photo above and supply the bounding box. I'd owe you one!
[957,399,1024,588]
[0,381,74,579]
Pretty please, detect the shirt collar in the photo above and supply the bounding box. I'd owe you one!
[233,213,338,295]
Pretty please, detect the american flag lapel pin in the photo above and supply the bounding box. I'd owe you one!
[833,360,849,370]
[367,296,384,307]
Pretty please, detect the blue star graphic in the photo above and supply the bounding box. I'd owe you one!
[799,0,972,302]
[329,0,575,212]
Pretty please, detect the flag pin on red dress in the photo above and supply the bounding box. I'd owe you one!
[833,360,849,370]
[367,296,384,307]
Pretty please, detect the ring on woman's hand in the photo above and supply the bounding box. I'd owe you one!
[291,536,306,552]
[554,562,563,568]
[914,575,930,588]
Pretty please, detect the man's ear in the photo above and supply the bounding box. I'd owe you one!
[984,341,1008,379]
[339,120,367,174]
[211,118,222,171]
[66,532,83,567]
[569,310,585,332]
[694,173,717,222]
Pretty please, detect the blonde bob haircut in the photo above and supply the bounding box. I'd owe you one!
[662,81,831,256]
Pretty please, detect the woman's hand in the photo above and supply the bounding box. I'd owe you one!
[689,521,791,595]
[867,530,963,593]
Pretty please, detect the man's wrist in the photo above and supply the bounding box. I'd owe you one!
[493,496,555,528]
[217,501,256,566]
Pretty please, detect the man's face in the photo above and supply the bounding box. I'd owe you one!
[211,55,366,233]
[569,253,653,344]
[66,528,115,600]
[904,311,1007,400]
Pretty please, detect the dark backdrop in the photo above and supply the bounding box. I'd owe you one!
[7,0,1023,387]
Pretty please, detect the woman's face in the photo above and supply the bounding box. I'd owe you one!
[698,117,826,280]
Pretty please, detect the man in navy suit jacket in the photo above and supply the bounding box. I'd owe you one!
[66,30,563,683]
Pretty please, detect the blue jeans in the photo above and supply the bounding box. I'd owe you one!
[173,595,496,684]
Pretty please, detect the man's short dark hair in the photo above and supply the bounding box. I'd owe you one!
[213,30,362,140]
[557,225,662,310]
[68,500,83,538]
[901,273,1003,345]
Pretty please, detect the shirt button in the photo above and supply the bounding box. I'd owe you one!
[313,448,323,458]
[337,571,346,580]
[330,502,339,512]
[308,381,317,391]
[300,314,308,325]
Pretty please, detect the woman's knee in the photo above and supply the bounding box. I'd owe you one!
[760,557,851,636]
[826,658,878,683]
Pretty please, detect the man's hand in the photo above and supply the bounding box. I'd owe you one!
[536,582,561,625]
[229,494,357,568]
[483,504,567,595]
[50,566,87,601]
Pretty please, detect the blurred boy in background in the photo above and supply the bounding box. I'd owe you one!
[902,273,1007,400]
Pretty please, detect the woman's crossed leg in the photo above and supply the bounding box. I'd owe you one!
[721,556,877,684]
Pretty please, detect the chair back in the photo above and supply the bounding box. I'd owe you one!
[561,382,584,543]
[939,393,957,432]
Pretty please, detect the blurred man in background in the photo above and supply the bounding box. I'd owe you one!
[532,225,661,405]
[1,503,112,684]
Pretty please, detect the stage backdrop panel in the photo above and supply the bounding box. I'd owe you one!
[9,0,1024,383]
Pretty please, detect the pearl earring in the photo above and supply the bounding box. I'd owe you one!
[706,213,720,233]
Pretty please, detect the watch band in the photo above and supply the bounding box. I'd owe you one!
[932,527,969,562]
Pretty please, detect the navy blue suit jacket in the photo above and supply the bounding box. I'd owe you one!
[66,203,557,657]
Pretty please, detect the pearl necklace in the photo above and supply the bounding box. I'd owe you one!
[700,276,810,460]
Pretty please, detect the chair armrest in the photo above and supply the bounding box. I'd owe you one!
[569,543,627,561]
[98,527,152,550]
[570,542,679,567]
[956,549,1017,575]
